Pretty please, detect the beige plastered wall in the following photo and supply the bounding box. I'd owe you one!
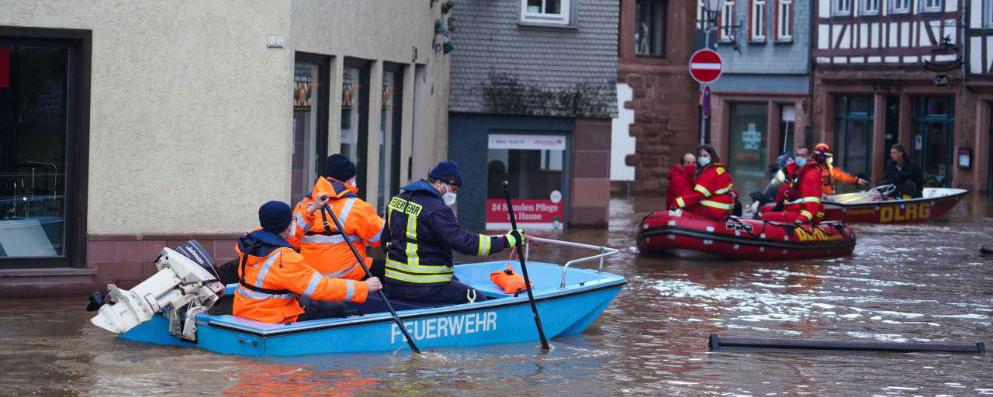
[0,0,450,236]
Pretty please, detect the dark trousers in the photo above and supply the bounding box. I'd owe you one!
[384,277,489,304]
[297,299,347,321]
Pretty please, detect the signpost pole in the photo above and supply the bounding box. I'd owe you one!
[700,30,710,145]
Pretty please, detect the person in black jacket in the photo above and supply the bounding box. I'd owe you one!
[880,143,923,199]
[380,161,525,304]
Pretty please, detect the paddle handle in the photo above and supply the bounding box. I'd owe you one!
[321,205,421,354]
[503,181,550,351]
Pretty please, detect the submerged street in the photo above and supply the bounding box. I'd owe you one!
[2,196,992,396]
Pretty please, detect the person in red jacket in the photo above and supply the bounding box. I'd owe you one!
[673,145,736,220]
[761,145,829,224]
[665,152,696,209]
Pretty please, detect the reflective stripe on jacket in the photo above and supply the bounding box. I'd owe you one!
[232,229,368,324]
[382,180,510,285]
[766,163,826,223]
[674,163,736,220]
[292,177,385,280]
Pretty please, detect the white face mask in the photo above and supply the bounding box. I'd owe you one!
[697,155,711,167]
[443,192,457,207]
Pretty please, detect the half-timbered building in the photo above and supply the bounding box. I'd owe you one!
[811,0,972,190]
[965,0,993,209]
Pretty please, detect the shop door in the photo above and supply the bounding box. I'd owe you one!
[0,40,73,261]
[376,65,404,211]
[291,57,329,203]
[485,134,567,231]
[728,103,768,200]
[911,96,954,187]
[834,95,873,191]
[340,60,370,199]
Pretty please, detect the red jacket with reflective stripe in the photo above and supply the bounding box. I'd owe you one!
[665,164,695,209]
[233,229,368,324]
[766,163,825,223]
[674,163,735,220]
[292,177,385,280]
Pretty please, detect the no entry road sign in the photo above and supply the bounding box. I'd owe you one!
[689,49,723,85]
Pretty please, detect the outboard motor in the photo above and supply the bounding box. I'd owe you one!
[89,240,225,342]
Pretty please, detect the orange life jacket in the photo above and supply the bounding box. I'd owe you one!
[233,230,369,324]
[490,266,528,294]
[293,177,385,280]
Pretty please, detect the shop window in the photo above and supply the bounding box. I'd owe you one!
[778,104,796,154]
[884,95,899,162]
[890,0,911,14]
[775,0,792,42]
[636,0,667,56]
[485,134,567,231]
[340,60,371,199]
[861,0,880,15]
[728,103,768,199]
[521,0,571,25]
[0,33,88,264]
[291,54,330,203]
[834,95,874,189]
[919,0,943,13]
[377,65,404,211]
[911,96,954,186]
[719,0,737,43]
[750,0,767,42]
[832,0,852,16]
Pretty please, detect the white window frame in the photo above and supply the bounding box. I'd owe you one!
[750,0,767,41]
[985,0,993,28]
[861,0,880,15]
[832,0,852,16]
[719,0,736,42]
[890,0,911,14]
[776,0,792,41]
[520,0,571,25]
[919,0,943,13]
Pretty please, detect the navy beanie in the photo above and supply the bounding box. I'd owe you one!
[325,154,357,182]
[259,201,293,233]
[429,161,462,186]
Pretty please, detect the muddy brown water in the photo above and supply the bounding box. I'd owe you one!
[1,197,992,396]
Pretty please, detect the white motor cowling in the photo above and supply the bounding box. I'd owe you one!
[90,241,224,341]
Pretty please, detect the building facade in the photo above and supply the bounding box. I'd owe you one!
[448,0,618,229]
[615,0,702,195]
[811,0,970,190]
[704,0,813,198]
[966,0,993,209]
[0,0,451,297]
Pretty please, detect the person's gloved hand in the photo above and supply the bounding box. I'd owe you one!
[505,229,526,247]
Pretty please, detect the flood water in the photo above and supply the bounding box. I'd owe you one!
[2,196,992,396]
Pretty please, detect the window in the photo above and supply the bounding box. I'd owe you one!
[775,0,792,41]
[0,31,89,266]
[750,0,767,41]
[635,0,666,56]
[719,0,736,42]
[832,0,852,16]
[861,0,880,15]
[890,0,911,14]
[728,103,769,199]
[985,0,993,26]
[377,65,404,211]
[340,60,371,198]
[291,55,330,204]
[834,96,874,187]
[778,104,796,153]
[920,0,943,13]
[911,96,954,186]
[486,134,567,231]
[521,0,571,25]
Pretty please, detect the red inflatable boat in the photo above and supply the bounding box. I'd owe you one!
[758,187,968,224]
[636,210,856,260]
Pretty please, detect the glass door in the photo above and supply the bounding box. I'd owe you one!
[485,134,568,231]
[778,104,796,154]
[728,103,768,201]
[834,95,873,189]
[911,96,954,187]
[340,60,370,199]
[377,65,404,211]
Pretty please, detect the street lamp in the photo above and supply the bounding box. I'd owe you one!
[702,0,722,32]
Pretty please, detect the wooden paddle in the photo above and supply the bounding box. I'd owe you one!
[319,202,421,354]
[503,181,550,351]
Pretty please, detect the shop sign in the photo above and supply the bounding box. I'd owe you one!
[485,196,565,231]
[488,134,566,151]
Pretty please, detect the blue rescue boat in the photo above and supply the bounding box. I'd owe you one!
[106,238,624,357]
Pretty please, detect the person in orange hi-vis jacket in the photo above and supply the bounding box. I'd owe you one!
[233,201,382,324]
[292,154,386,281]
[761,147,829,224]
[673,144,737,221]
[813,142,869,196]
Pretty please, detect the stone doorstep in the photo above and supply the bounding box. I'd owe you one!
[0,267,97,278]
